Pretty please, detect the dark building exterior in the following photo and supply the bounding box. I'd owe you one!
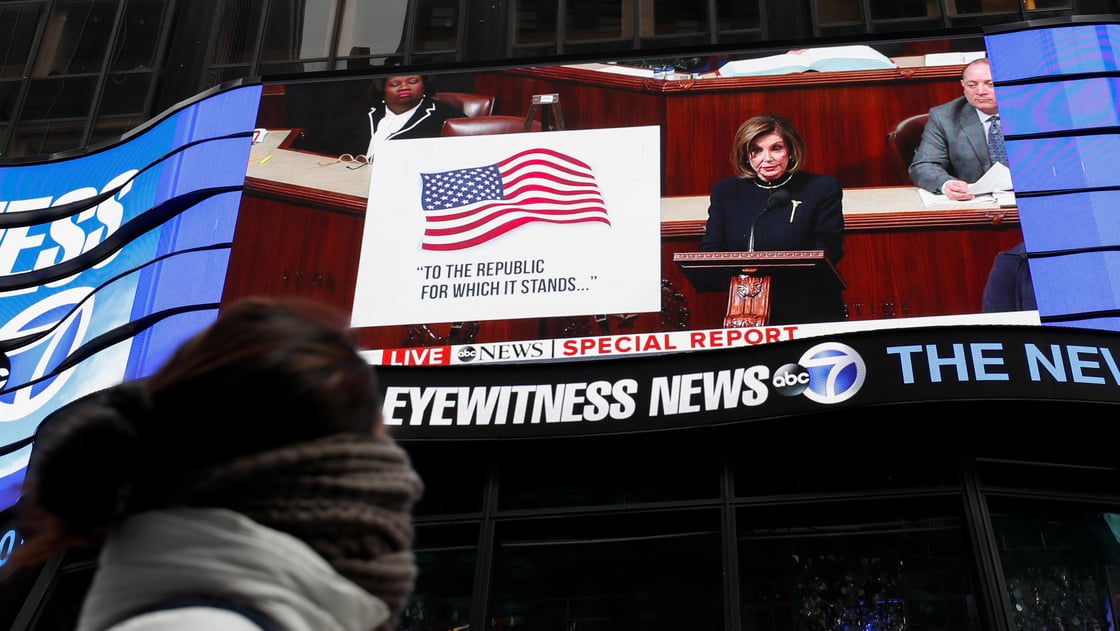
[4,3,1120,631]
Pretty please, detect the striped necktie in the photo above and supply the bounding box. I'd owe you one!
[987,114,1008,165]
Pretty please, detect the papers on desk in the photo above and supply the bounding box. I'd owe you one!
[917,189,1016,208]
[917,162,1014,208]
[968,162,1013,196]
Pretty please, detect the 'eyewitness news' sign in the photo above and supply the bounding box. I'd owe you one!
[376,323,1120,439]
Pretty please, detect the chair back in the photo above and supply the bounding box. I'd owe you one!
[886,113,930,183]
[441,115,542,136]
[432,92,496,118]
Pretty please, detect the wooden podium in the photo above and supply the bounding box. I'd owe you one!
[674,250,847,328]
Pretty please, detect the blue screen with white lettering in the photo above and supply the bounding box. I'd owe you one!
[0,83,262,515]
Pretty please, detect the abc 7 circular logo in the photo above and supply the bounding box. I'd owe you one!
[771,342,866,404]
[457,346,477,363]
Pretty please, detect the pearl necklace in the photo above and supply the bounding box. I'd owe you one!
[753,173,793,189]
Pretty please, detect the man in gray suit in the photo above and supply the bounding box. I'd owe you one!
[909,58,1005,201]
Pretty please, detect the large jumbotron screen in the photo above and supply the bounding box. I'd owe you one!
[2,18,1120,560]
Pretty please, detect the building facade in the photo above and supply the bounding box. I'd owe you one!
[4,2,1120,631]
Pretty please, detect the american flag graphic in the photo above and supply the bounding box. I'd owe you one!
[419,147,610,251]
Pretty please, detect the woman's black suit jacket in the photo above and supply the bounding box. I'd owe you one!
[699,171,846,325]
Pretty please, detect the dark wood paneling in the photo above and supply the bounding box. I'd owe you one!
[476,66,966,195]
[230,66,1023,350]
[838,226,1024,321]
[222,193,365,313]
[657,224,1023,331]
[226,191,541,350]
[230,185,1024,346]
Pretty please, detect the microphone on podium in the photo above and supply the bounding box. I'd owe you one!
[748,188,790,251]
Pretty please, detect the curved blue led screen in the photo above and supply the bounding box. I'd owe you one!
[0,82,262,513]
[988,22,1120,81]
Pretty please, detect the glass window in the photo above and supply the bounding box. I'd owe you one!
[111,0,170,72]
[566,0,625,41]
[89,114,144,147]
[204,65,253,90]
[738,497,980,631]
[412,0,460,53]
[260,0,337,62]
[977,458,1120,497]
[258,60,329,75]
[98,71,151,116]
[211,0,266,66]
[7,119,86,157]
[22,76,96,120]
[490,509,724,630]
[401,522,477,631]
[975,428,1120,496]
[716,0,761,33]
[732,419,960,497]
[497,432,720,511]
[335,0,407,62]
[406,441,489,517]
[870,0,941,20]
[514,0,558,46]
[988,499,1120,631]
[0,3,46,80]
[946,0,1020,16]
[814,0,863,26]
[33,0,117,77]
[1028,0,1072,9]
[649,0,707,37]
[0,80,19,124]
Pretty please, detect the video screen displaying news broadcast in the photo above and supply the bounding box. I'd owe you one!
[0,18,1117,528]
[239,25,1119,367]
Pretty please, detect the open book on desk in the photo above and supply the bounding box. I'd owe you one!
[717,45,897,77]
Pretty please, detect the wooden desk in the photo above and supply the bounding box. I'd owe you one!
[229,130,1022,348]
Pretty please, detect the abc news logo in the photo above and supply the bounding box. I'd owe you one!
[772,363,811,396]
[457,342,548,363]
[775,342,866,404]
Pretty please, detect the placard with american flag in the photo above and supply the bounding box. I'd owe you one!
[420,147,610,251]
[353,126,662,328]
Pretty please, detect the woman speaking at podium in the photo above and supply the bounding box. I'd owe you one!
[700,114,846,325]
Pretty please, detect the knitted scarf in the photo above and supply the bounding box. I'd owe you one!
[167,433,424,629]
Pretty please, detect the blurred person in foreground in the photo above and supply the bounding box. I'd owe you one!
[8,296,423,631]
[700,113,846,325]
[910,57,1008,201]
